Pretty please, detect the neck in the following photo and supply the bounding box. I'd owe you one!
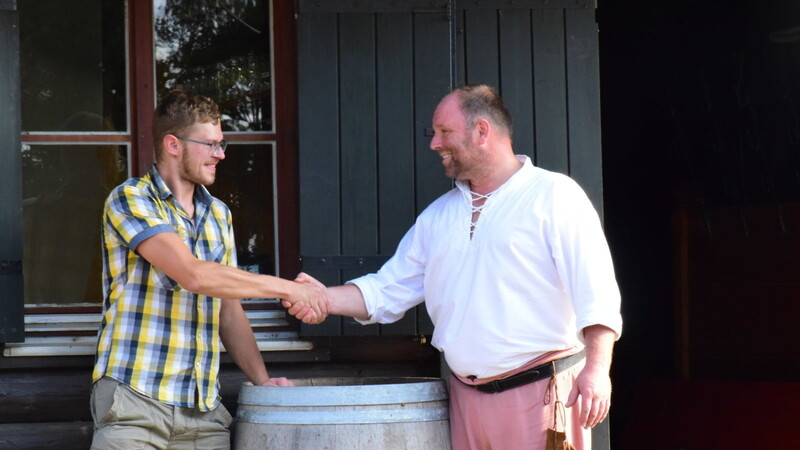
[157,164,196,216]
[468,153,522,195]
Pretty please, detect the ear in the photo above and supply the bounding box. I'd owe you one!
[162,134,182,158]
[476,118,491,143]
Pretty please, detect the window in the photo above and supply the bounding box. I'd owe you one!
[20,0,129,305]
[154,0,274,132]
[153,0,279,273]
[5,0,301,354]
[22,143,128,304]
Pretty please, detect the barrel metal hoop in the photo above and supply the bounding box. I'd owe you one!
[237,407,450,425]
[239,380,448,407]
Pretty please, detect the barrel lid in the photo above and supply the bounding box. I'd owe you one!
[238,377,449,407]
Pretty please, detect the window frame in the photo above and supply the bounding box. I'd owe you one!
[5,0,301,354]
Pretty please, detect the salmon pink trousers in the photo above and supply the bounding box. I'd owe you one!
[448,356,591,450]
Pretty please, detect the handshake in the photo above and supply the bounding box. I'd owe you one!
[281,272,331,325]
[281,273,369,325]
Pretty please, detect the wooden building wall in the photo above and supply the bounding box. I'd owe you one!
[297,0,604,337]
[1,0,610,447]
[0,0,24,343]
[295,1,609,446]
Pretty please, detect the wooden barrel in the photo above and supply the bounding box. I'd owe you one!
[233,377,451,449]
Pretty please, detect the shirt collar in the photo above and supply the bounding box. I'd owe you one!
[454,154,534,195]
[148,164,213,207]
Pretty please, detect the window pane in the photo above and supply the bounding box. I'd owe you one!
[19,0,127,132]
[22,145,128,304]
[154,0,273,132]
[208,144,277,275]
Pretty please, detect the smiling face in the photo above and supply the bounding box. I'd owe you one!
[178,121,225,186]
[429,93,491,182]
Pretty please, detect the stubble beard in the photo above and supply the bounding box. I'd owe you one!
[180,150,215,187]
[443,138,488,182]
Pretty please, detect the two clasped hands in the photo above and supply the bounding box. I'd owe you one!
[284,272,331,324]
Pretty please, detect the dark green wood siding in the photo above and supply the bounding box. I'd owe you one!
[297,11,342,335]
[297,5,451,336]
[456,6,603,217]
[0,2,24,343]
[297,0,604,337]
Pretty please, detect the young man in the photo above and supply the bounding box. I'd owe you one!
[91,91,325,449]
[289,85,622,449]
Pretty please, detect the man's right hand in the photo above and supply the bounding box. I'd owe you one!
[284,273,328,324]
[283,273,370,323]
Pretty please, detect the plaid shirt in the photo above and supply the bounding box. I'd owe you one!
[93,165,236,411]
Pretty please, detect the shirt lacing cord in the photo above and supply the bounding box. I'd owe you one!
[468,190,493,237]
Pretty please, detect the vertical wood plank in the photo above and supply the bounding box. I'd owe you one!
[376,13,416,252]
[376,13,418,336]
[463,9,499,87]
[339,13,378,256]
[413,11,453,214]
[339,13,380,336]
[298,12,343,335]
[454,8,466,86]
[273,0,302,279]
[532,8,569,174]
[565,8,604,216]
[0,7,25,342]
[130,0,155,176]
[413,11,452,334]
[498,9,535,160]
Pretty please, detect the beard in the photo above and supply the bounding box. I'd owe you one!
[180,148,216,186]
[442,137,490,181]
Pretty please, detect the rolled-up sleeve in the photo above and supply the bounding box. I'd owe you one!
[547,178,623,342]
[105,184,174,252]
[348,224,427,324]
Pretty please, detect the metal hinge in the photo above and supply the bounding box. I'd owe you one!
[0,260,22,275]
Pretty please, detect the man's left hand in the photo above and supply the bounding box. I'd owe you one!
[565,362,611,428]
[565,324,616,428]
[260,377,294,387]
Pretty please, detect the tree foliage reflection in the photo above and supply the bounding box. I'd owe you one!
[155,0,272,131]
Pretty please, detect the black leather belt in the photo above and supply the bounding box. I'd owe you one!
[463,349,586,394]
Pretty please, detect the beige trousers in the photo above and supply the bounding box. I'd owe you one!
[90,377,233,450]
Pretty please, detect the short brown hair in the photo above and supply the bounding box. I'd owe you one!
[152,91,221,162]
[453,84,513,139]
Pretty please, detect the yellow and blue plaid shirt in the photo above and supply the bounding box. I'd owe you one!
[93,165,236,411]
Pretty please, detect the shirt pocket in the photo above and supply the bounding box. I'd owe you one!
[151,267,182,291]
[206,241,226,264]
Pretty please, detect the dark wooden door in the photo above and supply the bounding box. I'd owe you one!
[297,1,451,337]
[297,0,603,337]
[297,1,608,446]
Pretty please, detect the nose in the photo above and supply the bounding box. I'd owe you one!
[212,146,226,160]
[430,133,441,151]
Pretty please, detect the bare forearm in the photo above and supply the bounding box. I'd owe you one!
[327,284,369,320]
[138,233,301,301]
[219,299,269,385]
[582,324,616,371]
[187,260,297,301]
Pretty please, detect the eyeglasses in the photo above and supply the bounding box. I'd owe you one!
[175,136,228,157]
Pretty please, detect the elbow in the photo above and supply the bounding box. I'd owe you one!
[177,263,207,294]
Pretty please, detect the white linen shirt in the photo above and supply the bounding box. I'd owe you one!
[349,156,622,378]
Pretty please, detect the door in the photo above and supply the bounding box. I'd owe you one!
[297,0,604,333]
